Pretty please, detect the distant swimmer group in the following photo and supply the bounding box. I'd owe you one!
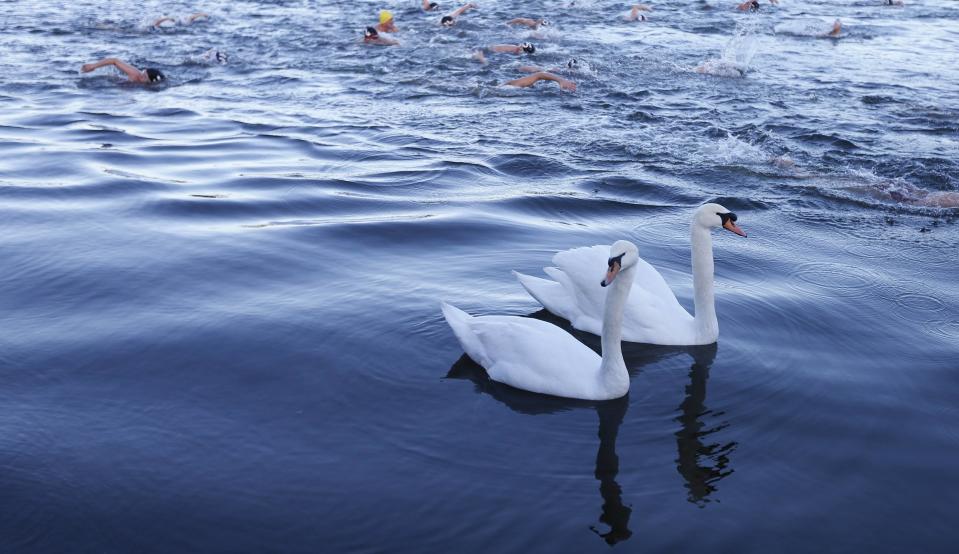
[81,13,228,85]
[81,2,863,89]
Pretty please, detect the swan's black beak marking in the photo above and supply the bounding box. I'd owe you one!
[719,211,747,237]
[601,253,625,287]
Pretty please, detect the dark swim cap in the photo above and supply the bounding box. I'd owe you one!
[428,2,439,9]
[567,58,579,69]
[145,68,165,83]
[521,42,535,54]
[441,15,454,26]
[365,26,378,38]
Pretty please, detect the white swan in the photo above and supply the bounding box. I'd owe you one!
[441,241,639,401]
[513,203,746,346]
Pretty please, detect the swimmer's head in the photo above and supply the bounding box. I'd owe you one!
[145,68,165,83]
[638,14,647,21]
[521,42,535,54]
[540,19,551,27]
[441,15,454,26]
[379,10,393,24]
[749,0,760,10]
[567,58,579,70]
[214,50,228,64]
[364,26,379,38]
[428,2,439,10]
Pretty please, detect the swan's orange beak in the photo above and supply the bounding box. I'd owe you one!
[723,219,747,237]
[601,261,621,287]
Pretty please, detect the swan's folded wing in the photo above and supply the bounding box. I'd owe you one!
[512,270,577,320]
[551,245,609,320]
[622,258,695,340]
[469,315,601,397]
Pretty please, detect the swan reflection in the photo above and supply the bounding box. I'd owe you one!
[446,316,735,544]
[446,354,634,545]
[591,395,631,545]
[674,343,736,504]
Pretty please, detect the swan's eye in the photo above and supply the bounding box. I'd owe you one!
[607,253,625,267]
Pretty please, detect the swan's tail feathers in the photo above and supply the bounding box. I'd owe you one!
[552,244,607,269]
[441,301,472,327]
[441,302,487,368]
[512,270,567,313]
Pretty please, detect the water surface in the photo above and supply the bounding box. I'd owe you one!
[1,0,957,552]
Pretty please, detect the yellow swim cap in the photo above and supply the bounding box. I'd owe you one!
[379,10,393,24]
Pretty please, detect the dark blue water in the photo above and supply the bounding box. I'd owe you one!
[1,0,957,551]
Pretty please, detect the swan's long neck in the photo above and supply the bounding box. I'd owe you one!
[690,224,719,343]
[600,266,632,392]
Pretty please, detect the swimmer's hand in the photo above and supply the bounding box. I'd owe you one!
[81,63,95,73]
[559,79,576,92]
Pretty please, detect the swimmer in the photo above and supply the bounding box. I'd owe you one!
[827,19,842,37]
[376,10,397,33]
[152,12,209,28]
[472,42,535,64]
[626,5,653,21]
[518,58,582,73]
[441,2,477,27]
[363,27,399,46]
[695,59,747,78]
[491,42,536,55]
[197,48,228,65]
[883,0,904,5]
[504,72,576,92]
[736,1,760,11]
[507,18,551,30]
[80,57,165,84]
[423,0,440,11]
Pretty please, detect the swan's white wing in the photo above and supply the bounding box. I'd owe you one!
[441,303,602,399]
[621,257,695,342]
[470,315,602,398]
[552,246,694,343]
[551,246,609,323]
[512,270,578,320]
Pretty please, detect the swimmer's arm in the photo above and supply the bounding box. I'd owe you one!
[505,72,576,91]
[517,65,544,73]
[152,16,175,27]
[490,44,520,54]
[186,12,209,23]
[449,2,476,18]
[80,58,147,82]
